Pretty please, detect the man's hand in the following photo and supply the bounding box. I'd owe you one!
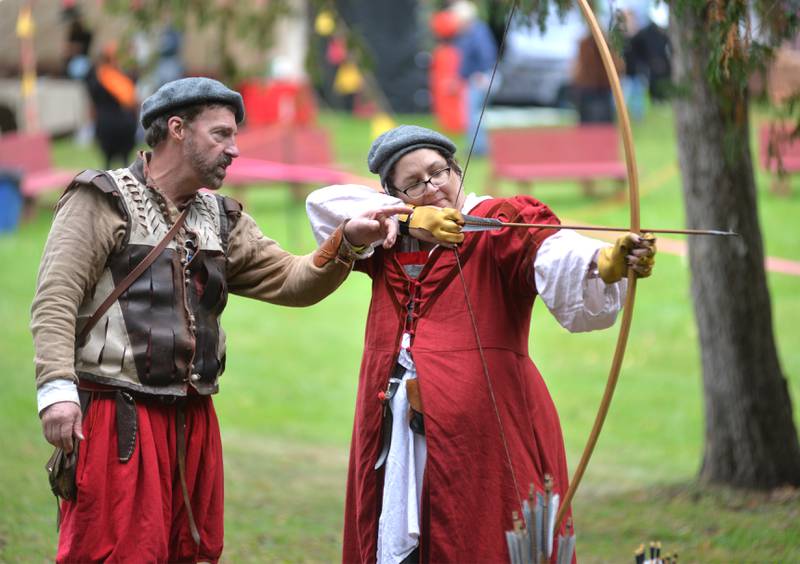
[597,233,657,284]
[344,205,414,249]
[408,206,465,247]
[41,401,84,453]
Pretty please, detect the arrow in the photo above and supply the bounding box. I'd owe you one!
[461,215,738,237]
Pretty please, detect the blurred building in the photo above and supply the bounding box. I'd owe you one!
[0,0,309,133]
[490,0,670,109]
[0,1,276,78]
[491,9,586,107]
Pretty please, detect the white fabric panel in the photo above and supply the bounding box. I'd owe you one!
[376,347,426,564]
[306,185,403,250]
[534,229,627,333]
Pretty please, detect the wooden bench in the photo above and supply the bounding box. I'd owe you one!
[224,125,351,202]
[759,123,799,196]
[487,125,626,196]
[0,132,77,200]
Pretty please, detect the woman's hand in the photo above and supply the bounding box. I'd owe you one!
[343,205,414,249]
[597,233,657,283]
[406,206,465,248]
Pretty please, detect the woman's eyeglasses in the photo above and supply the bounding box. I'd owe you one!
[396,167,451,198]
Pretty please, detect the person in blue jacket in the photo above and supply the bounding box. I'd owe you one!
[452,0,498,156]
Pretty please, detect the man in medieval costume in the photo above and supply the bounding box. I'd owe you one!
[32,77,407,562]
[306,125,656,563]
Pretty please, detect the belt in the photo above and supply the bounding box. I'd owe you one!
[77,379,200,404]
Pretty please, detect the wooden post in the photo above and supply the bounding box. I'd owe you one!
[17,1,39,133]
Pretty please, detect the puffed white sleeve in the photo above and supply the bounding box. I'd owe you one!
[306,184,404,254]
[533,229,628,333]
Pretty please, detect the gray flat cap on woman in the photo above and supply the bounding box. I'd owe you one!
[367,125,457,188]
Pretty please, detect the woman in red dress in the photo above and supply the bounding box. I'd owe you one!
[307,125,655,564]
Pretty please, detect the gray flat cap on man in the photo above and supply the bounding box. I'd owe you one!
[367,125,457,188]
[140,77,245,129]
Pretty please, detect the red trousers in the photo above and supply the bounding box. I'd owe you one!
[57,394,224,563]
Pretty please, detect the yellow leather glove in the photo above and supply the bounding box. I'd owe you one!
[597,233,657,284]
[402,206,465,245]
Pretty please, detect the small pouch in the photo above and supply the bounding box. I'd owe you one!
[46,446,78,501]
[44,391,92,503]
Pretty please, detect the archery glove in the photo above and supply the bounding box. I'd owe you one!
[402,206,465,245]
[597,233,657,283]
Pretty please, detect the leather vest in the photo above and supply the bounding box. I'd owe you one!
[73,164,241,396]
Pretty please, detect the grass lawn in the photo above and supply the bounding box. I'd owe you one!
[1,105,798,562]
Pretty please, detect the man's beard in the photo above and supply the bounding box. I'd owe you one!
[186,138,232,190]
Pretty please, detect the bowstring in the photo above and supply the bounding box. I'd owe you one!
[454,0,518,206]
[452,0,523,511]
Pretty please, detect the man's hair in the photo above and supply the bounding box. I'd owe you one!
[385,152,463,196]
[144,102,236,148]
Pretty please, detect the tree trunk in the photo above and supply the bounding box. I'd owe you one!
[669,7,800,488]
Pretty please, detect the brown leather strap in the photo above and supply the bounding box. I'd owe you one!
[71,169,117,194]
[312,223,346,268]
[77,207,189,345]
[312,222,362,268]
[176,403,201,547]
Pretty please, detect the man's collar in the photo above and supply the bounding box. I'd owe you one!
[128,151,150,185]
[131,150,200,211]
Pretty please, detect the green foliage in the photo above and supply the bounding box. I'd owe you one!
[102,0,292,83]
[306,3,376,91]
[488,0,575,32]
[103,0,291,44]
[670,0,799,92]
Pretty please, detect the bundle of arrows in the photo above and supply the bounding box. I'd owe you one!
[634,540,679,564]
[504,474,575,564]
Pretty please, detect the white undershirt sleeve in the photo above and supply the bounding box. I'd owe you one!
[533,230,627,333]
[37,378,80,416]
[306,185,405,256]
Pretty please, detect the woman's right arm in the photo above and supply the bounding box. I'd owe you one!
[306,184,404,248]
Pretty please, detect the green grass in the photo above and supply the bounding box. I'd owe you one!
[1,106,799,562]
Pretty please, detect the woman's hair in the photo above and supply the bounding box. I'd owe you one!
[385,151,463,196]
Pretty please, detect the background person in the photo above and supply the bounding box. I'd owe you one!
[62,6,93,80]
[451,0,498,156]
[85,41,138,169]
[572,30,620,124]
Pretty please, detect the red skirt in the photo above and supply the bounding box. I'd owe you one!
[56,394,224,563]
